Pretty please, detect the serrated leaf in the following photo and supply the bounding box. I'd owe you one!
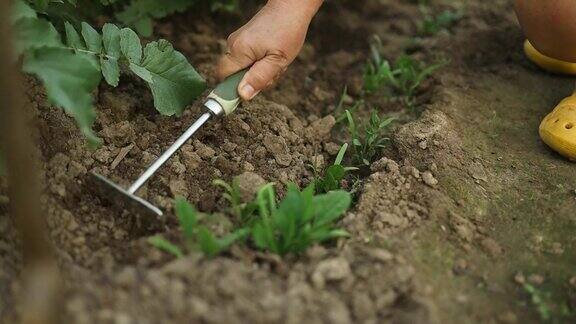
[101,24,121,86]
[23,48,102,145]
[127,39,206,115]
[13,17,61,55]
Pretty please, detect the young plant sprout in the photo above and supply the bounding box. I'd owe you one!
[363,36,445,108]
[313,143,358,194]
[419,8,462,36]
[213,179,258,223]
[149,197,249,258]
[251,183,351,255]
[345,109,394,166]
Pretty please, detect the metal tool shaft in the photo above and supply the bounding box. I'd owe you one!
[128,112,212,194]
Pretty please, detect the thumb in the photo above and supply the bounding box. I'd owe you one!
[238,53,288,100]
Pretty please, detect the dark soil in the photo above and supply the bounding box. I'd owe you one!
[1,0,575,323]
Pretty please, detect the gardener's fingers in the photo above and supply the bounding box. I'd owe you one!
[216,30,257,78]
[216,53,253,83]
[237,52,289,100]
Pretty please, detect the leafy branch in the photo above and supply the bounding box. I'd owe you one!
[12,0,206,144]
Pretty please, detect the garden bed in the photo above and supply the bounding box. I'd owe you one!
[1,0,575,323]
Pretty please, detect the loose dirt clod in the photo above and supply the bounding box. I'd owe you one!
[234,171,266,202]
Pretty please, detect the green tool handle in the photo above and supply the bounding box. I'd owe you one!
[213,69,248,101]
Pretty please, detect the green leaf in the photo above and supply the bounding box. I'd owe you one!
[197,227,247,257]
[197,227,220,257]
[126,39,206,116]
[252,222,271,251]
[132,17,153,37]
[309,228,350,242]
[23,48,102,145]
[148,235,183,258]
[312,190,351,227]
[174,197,197,241]
[64,22,85,50]
[80,22,102,54]
[13,17,61,55]
[115,0,193,37]
[11,0,37,23]
[101,23,121,86]
[119,28,142,63]
[318,164,345,192]
[334,143,348,165]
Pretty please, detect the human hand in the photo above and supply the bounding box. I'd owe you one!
[216,0,323,100]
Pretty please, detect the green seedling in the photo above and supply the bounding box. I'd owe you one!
[419,9,462,36]
[524,283,552,321]
[213,179,258,223]
[149,197,249,258]
[522,283,573,322]
[251,183,351,255]
[346,109,394,166]
[314,143,358,193]
[363,36,445,107]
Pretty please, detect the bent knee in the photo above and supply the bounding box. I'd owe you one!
[515,0,576,62]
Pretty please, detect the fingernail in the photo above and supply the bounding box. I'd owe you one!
[240,84,258,100]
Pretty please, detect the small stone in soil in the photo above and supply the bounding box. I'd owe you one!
[481,238,503,256]
[513,272,525,285]
[453,259,468,275]
[324,142,341,155]
[194,140,216,159]
[422,171,438,187]
[234,171,266,203]
[527,274,544,285]
[366,248,394,263]
[418,140,428,149]
[169,179,188,198]
[311,257,352,289]
[306,115,335,140]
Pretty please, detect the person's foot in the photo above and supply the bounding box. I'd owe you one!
[524,40,576,161]
[524,40,576,75]
[540,95,576,161]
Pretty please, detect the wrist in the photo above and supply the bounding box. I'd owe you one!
[266,0,323,21]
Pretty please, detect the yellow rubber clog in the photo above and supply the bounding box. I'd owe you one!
[524,40,576,75]
[540,95,576,161]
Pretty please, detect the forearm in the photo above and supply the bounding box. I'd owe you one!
[267,0,324,22]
